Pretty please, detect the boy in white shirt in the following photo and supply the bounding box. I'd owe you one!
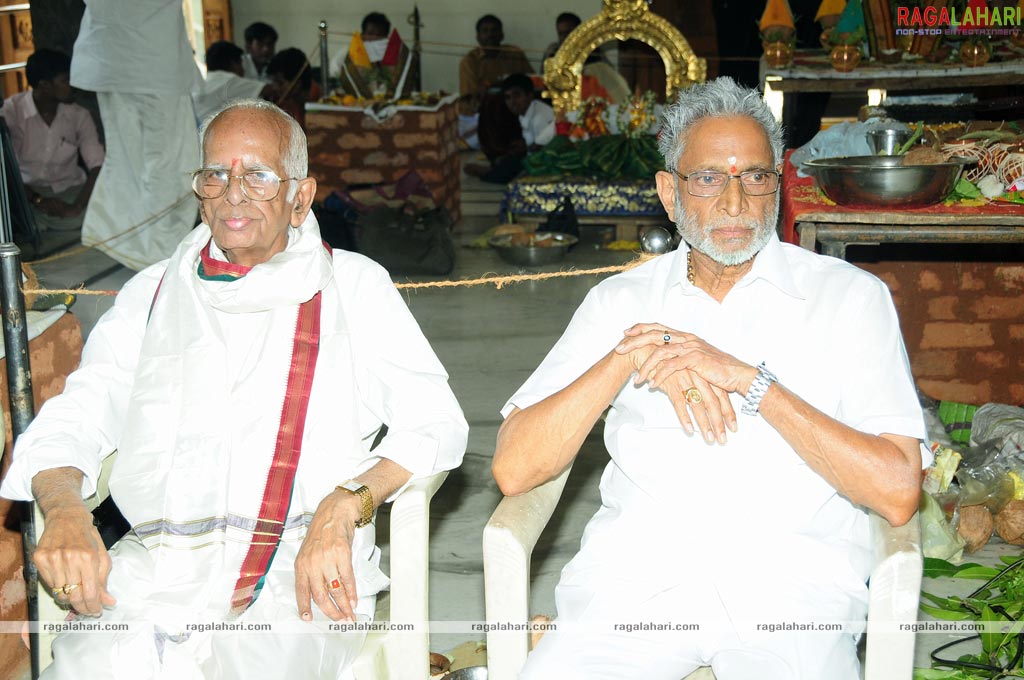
[465,73,554,184]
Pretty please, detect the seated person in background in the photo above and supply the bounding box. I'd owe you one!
[494,77,925,680]
[266,47,321,131]
[541,12,629,104]
[458,14,533,157]
[192,41,273,123]
[1,98,468,679]
[333,12,414,100]
[242,21,278,82]
[465,74,553,184]
[1,48,103,233]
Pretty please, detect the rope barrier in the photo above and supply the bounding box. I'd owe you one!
[21,256,652,299]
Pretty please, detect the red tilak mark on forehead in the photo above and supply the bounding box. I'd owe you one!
[231,158,240,166]
[729,165,737,174]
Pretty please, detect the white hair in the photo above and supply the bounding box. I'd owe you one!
[198,98,307,200]
[658,77,785,172]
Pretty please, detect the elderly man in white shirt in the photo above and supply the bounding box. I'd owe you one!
[493,77,925,680]
[1,49,104,233]
[70,0,200,271]
[1,99,468,680]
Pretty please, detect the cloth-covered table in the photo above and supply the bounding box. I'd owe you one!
[782,150,1024,249]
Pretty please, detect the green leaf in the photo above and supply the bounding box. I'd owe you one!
[955,566,1002,580]
[980,605,1002,655]
[919,603,976,620]
[924,557,963,578]
[913,669,979,680]
[999,555,1024,566]
[947,178,982,202]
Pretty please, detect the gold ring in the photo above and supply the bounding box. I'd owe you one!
[62,583,80,595]
[685,387,703,405]
[51,587,64,598]
[663,333,671,344]
[328,578,342,590]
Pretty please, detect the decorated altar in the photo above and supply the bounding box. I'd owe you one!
[503,0,707,241]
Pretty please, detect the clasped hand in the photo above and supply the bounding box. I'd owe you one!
[615,323,757,444]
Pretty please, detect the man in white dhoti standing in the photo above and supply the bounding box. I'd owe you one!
[70,0,200,270]
[1,99,468,679]
[494,77,926,680]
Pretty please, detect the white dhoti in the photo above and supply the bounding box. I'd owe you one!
[83,92,198,270]
[43,536,371,680]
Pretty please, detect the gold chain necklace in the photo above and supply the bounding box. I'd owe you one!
[687,249,695,285]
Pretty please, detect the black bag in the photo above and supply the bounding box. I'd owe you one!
[314,197,360,252]
[359,205,455,275]
[542,194,579,239]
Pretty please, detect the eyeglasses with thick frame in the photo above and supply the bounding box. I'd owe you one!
[190,168,302,201]
[674,169,780,197]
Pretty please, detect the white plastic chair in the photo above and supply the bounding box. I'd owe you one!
[483,462,923,680]
[33,452,447,680]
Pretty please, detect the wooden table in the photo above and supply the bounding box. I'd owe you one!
[796,210,1024,259]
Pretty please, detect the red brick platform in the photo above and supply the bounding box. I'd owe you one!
[305,99,461,223]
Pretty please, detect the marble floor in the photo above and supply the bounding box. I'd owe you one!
[18,175,1021,677]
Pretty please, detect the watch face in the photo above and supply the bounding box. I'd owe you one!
[341,481,363,493]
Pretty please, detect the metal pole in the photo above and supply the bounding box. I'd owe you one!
[319,20,330,97]
[0,243,38,679]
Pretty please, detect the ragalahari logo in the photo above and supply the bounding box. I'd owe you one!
[895,0,1022,38]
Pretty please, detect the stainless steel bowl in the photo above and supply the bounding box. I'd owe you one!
[802,155,971,209]
[866,128,911,156]
[489,232,578,267]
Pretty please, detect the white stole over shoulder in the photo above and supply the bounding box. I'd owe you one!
[107,214,388,622]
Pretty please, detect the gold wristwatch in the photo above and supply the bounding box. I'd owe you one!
[337,480,374,528]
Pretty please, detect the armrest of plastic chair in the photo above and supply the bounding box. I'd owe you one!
[352,470,448,680]
[864,510,922,680]
[483,464,574,680]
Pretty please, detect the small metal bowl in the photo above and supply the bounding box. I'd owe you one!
[441,666,488,680]
[866,128,911,156]
[488,232,578,267]
[802,155,972,209]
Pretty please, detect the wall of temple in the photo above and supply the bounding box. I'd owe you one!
[860,258,1024,406]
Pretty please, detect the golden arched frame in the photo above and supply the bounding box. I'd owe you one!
[543,0,707,117]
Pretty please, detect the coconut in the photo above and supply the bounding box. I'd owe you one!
[995,499,1024,546]
[902,146,946,166]
[958,504,994,552]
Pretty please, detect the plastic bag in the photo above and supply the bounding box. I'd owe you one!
[921,491,965,563]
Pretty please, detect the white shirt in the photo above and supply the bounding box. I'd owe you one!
[191,70,265,124]
[503,235,926,622]
[71,0,198,95]
[241,53,271,83]
[1,91,104,193]
[519,99,555,147]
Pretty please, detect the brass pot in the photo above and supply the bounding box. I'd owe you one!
[830,45,862,72]
[959,40,991,67]
[763,41,793,68]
